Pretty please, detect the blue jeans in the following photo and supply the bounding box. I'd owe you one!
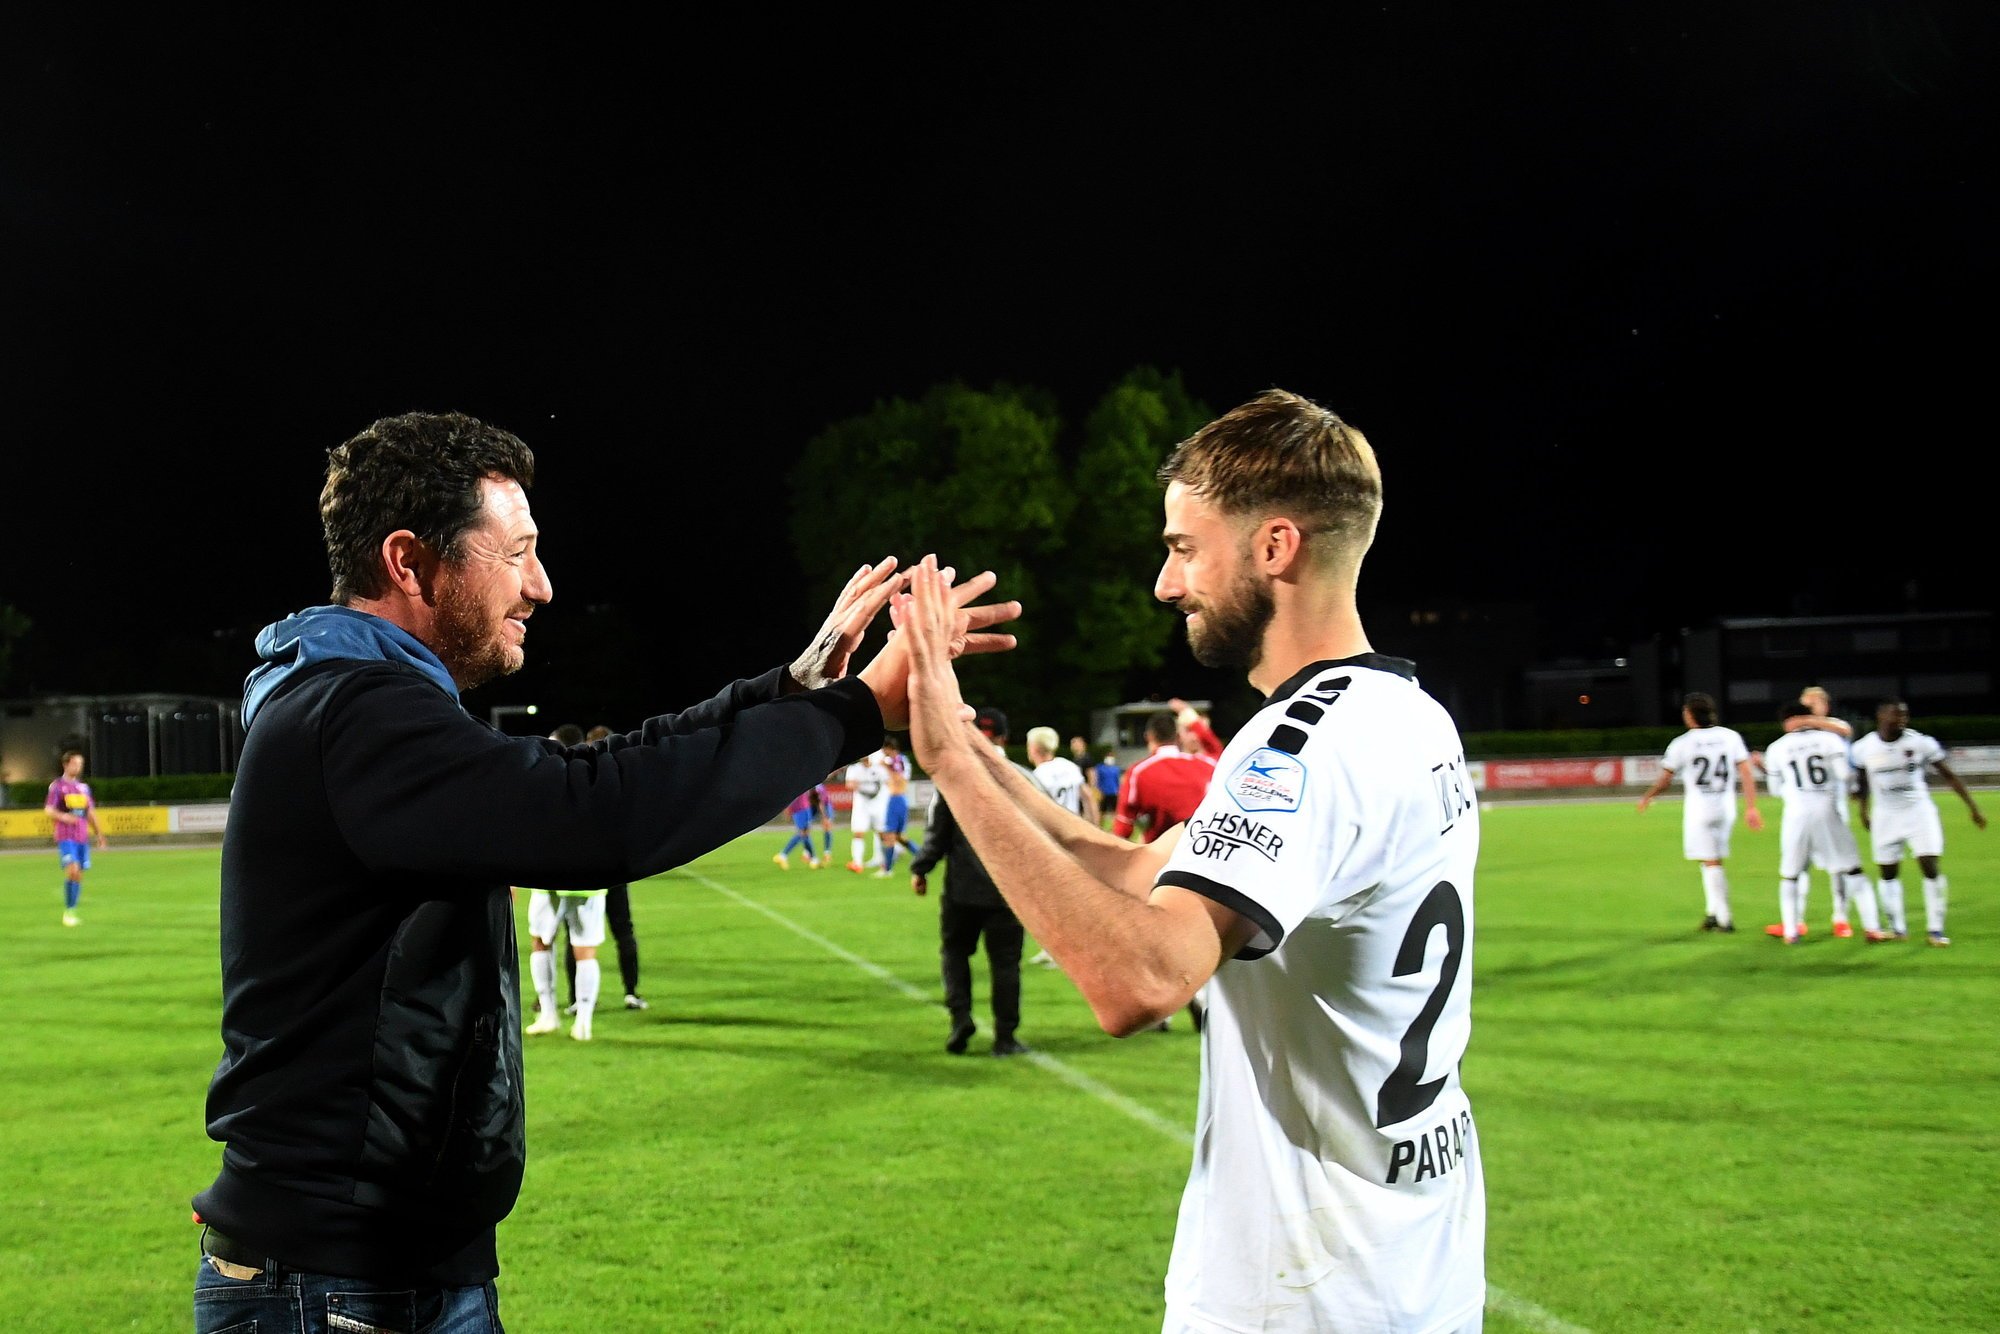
[194,1256,503,1332]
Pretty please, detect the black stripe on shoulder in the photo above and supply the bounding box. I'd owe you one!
[1158,870,1284,961]
[1265,723,1309,755]
[1285,700,1324,725]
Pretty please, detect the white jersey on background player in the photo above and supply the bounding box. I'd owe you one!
[1156,656,1483,1333]
[1661,724,1752,859]
[1762,721,1880,942]
[1031,757,1088,817]
[1637,694,1763,932]
[844,753,889,871]
[1847,704,1989,944]
[1850,727,1948,864]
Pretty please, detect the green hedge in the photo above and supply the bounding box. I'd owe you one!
[1463,715,2000,759]
[3,773,235,808]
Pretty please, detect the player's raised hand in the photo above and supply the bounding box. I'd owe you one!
[860,559,1020,728]
[887,556,987,772]
[788,557,904,692]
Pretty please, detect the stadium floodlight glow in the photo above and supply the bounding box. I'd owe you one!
[489,704,540,730]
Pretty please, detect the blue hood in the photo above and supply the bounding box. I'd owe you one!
[243,606,460,727]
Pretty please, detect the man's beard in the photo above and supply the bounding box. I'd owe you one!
[1184,568,1274,673]
[433,577,521,692]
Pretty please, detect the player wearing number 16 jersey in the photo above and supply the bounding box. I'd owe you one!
[1637,693,1764,932]
[1760,703,1882,943]
[895,390,1484,1333]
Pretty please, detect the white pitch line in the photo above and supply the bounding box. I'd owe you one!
[690,869,1591,1334]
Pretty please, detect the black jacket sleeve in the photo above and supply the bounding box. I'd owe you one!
[319,663,883,889]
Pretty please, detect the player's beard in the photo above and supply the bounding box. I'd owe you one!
[1183,566,1275,673]
[432,570,524,692]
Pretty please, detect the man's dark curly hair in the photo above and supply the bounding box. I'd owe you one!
[319,411,536,603]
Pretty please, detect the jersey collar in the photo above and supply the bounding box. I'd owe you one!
[1266,653,1417,702]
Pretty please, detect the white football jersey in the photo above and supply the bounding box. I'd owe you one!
[1157,655,1484,1333]
[1662,726,1750,802]
[1763,729,1852,805]
[1030,756,1088,817]
[844,757,886,799]
[1850,729,1947,815]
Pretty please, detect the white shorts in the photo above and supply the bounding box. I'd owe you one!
[528,890,607,947]
[1779,799,1863,878]
[1870,802,1945,865]
[1682,800,1734,861]
[850,792,885,833]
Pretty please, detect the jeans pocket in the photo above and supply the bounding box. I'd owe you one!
[325,1287,433,1334]
[195,1261,288,1334]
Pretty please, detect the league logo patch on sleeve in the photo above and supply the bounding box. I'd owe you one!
[1226,748,1307,813]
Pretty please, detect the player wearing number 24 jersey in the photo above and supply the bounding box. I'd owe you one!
[894,390,1483,1334]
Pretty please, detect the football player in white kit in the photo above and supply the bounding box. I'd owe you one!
[893,390,1486,1333]
[843,751,888,872]
[1760,702,1888,943]
[1851,700,1987,946]
[1636,692,1764,932]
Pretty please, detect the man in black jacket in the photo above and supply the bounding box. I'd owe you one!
[910,705,1038,1057]
[191,411,1017,1332]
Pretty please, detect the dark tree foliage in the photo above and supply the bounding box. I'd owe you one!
[788,369,1210,739]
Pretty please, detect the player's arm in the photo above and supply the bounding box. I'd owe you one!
[1636,766,1674,810]
[1781,714,1852,737]
[87,802,106,846]
[898,560,1253,1034]
[1854,768,1871,829]
[971,741,1166,897]
[1930,760,1987,830]
[1171,699,1225,760]
[1736,759,1765,830]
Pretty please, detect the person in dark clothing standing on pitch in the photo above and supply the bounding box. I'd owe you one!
[910,704,1037,1057]
[190,409,1020,1332]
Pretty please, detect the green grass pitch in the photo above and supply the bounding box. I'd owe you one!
[1,796,1993,1332]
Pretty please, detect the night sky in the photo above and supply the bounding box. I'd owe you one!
[4,7,1993,726]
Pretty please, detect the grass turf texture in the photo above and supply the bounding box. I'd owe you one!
[0,796,1991,1332]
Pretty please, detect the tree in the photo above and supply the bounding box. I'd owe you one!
[786,369,1212,742]
[789,383,1070,715]
[1038,368,1212,731]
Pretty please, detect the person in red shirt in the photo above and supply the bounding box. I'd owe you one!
[1113,710,1218,843]
[1169,696,1225,760]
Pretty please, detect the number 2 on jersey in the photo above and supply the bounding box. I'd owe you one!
[1375,880,1465,1129]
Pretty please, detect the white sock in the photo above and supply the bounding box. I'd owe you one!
[1923,876,1948,936]
[852,836,867,865]
[1845,873,1882,932]
[531,950,557,1015]
[1702,865,1731,926]
[574,958,601,1021]
[1880,878,1906,934]
[1779,877,1802,939]
[1830,874,1849,927]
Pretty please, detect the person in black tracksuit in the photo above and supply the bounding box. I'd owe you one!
[188,412,999,1331]
[910,704,1037,1057]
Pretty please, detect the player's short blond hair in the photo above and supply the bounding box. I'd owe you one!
[1800,685,1829,703]
[1025,726,1060,757]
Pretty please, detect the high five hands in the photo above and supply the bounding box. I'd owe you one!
[853,556,1020,729]
[887,555,995,774]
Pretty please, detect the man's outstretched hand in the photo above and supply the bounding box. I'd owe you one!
[862,559,1019,729]
[788,558,906,693]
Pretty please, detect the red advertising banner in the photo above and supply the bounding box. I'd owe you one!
[1483,758,1625,791]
